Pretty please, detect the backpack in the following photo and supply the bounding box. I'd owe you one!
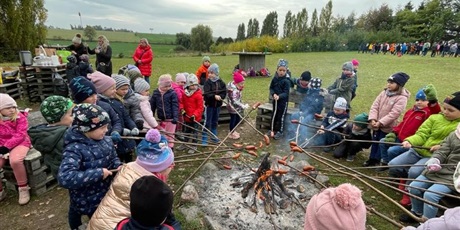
[52,72,69,97]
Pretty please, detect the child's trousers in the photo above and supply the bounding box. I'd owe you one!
[408,175,453,218]
[271,100,288,133]
[160,121,176,148]
[0,145,29,189]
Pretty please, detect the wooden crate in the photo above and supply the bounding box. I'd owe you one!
[255,103,299,130]
[19,65,67,102]
[0,81,22,99]
[218,105,231,123]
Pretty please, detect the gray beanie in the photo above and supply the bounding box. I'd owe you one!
[134,78,150,94]
[208,63,219,75]
[334,97,347,110]
[342,62,353,72]
[112,74,130,89]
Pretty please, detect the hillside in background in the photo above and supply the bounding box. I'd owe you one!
[46,28,176,44]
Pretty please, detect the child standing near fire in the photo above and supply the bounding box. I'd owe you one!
[227,71,248,139]
[268,59,291,140]
[0,94,32,205]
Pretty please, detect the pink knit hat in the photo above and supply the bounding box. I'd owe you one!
[158,74,172,88]
[88,71,116,94]
[0,93,17,110]
[351,59,359,66]
[233,71,245,84]
[136,129,174,173]
[304,183,366,230]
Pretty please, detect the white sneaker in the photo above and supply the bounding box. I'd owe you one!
[18,186,30,205]
[0,189,6,202]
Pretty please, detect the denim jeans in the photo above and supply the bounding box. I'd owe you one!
[388,148,429,180]
[202,106,220,143]
[408,175,452,218]
[379,138,406,163]
[368,130,388,161]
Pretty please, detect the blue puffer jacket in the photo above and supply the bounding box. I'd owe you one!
[58,126,121,215]
[300,88,326,115]
[150,89,179,122]
[96,100,122,134]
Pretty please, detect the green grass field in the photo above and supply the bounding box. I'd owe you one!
[1,52,458,229]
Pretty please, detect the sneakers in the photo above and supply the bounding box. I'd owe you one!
[346,155,355,162]
[233,131,240,139]
[273,132,283,140]
[229,132,240,140]
[18,186,30,205]
[375,163,389,172]
[0,189,6,202]
[187,147,197,154]
[176,144,187,151]
[363,159,379,167]
[399,211,421,223]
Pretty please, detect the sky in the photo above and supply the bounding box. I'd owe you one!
[45,0,425,38]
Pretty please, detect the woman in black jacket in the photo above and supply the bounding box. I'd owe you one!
[88,35,112,76]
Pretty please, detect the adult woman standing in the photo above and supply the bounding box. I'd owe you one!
[66,33,88,63]
[88,35,112,76]
[132,38,153,83]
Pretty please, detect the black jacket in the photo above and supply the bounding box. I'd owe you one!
[203,78,226,107]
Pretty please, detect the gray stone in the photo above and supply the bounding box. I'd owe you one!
[27,111,46,127]
[180,184,199,203]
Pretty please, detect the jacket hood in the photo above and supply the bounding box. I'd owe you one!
[28,124,68,153]
[124,88,136,99]
[65,125,106,146]
[444,207,460,229]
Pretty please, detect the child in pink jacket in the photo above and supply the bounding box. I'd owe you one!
[133,78,158,130]
[363,72,410,167]
[0,94,32,205]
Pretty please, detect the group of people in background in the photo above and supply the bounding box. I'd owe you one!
[360,41,460,57]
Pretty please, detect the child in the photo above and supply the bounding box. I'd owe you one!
[363,72,410,167]
[389,92,460,207]
[378,85,441,170]
[133,78,159,129]
[28,95,74,178]
[196,56,211,86]
[150,74,179,148]
[291,71,312,94]
[65,55,80,83]
[115,176,175,229]
[69,76,123,143]
[178,74,204,153]
[351,59,359,100]
[333,112,372,161]
[268,59,291,140]
[317,97,350,151]
[58,103,121,230]
[304,183,366,230]
[227,71,248,139]
[90,72,139,163]
[78,54,93,77]
[88,129,180,229]
[203,63,226,144]
[0,94,32,205]
[326,62,355,111]
[173,73,187,133]
[124,68,144,87]
[402,207,460,230]
[399,123,460,223]
[113,74,144,130]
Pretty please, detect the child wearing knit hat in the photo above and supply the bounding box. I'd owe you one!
[172,73,188,133]
[87,129,180,230]
[226,71,248,139]
[28,96,74,178]
[332,112,372,162]
[177,74,204,153]
[133,78,159,130]
[268,59,292,140]
[290,71,312,94]
[351,59,359,100]
[325,61,355,113]
[363,72,411,168]
[304,183,366,230]
[58,103,122,230]
[203,63,226,144]
[0,93,32,205]
[68,76,124,143]
[196,56,211,85]
[317,97,350,151]
[113,74,144,130]
[150,74,179,148]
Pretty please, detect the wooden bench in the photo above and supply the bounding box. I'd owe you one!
[255,91,306,130]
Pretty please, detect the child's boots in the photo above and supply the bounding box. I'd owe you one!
[18,186,30,205]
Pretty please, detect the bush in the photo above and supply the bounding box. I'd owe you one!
[118,53,124,58]
[174,45,187,52]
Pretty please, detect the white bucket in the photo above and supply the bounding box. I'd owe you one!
[51,55,60,66]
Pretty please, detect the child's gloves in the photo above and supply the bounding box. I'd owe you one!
[384,133,397,143]
[0,146,9,155]
[135,120,144,130]
[131,128,139,136]
[123,128,132,136]
[181,109,186,116]
[242,104,249,110]
[423,84,438,102]
[111,131,122,143]
[190,115,195,121]
[425,158,442,172]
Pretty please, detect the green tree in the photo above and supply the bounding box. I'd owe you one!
[237,23,245,41]
[190,24,213,52]
[261,11,279,37]
[249,18,260,38]
[296,8,309,37]
[175,33,191,49]
[319,0,333,35]
[310,9,319,36]
[84,25,97,42]
[283,10,293,38]
[0,0,47,61]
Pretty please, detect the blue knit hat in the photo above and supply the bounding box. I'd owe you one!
[277,59,288,68]
[415,88,427,100]
[208,63,219,75]
[136,129,174,173]
[69,77,97,103]
[72,103,110,132]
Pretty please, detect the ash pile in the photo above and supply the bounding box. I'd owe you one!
[179,152,328,230]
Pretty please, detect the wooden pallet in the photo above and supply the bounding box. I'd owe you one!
[0,81,22,99]
[19,65,67,102]
[255,102,299,130]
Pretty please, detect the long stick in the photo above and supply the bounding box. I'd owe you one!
[366,206,404,228]
[347,163,457,170]
[281,162,326,189]
[174,102,261,196]
[175,156,233,163]
[174,148,234,159]
[271,100,277,137]
[291,119,350,137]
[120,136,221,147]
[222,100,269,139]
[342,139,431,150]
[292,144,426,224]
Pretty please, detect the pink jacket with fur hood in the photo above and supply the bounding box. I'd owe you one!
[369,88,410,133]
[0,111,31,149]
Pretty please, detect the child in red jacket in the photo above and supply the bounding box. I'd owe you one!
[178,74,204,154]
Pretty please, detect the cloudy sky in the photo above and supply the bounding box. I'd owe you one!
[45,0,424,38]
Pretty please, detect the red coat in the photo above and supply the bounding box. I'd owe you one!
[393,104,439,141]
[182,89,204,123]
[132,45,153,77]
